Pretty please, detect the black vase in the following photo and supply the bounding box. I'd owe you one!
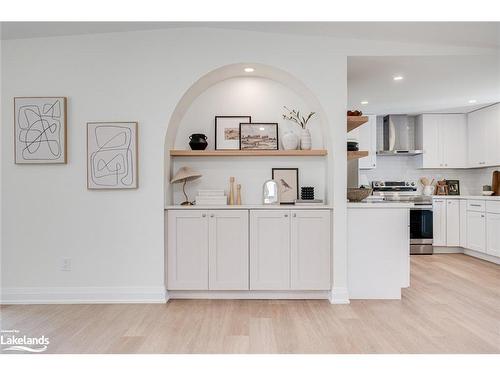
[189,134,208,150]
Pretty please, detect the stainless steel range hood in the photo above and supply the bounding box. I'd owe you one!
[377,115,423,156]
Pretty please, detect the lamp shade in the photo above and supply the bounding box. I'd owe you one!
[171,166,202,184]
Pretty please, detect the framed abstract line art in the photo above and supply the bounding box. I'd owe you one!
[14,97,67,164]
[87,122,138,189]
[215,115,251,150]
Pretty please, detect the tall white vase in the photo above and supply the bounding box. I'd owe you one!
[300,128,312,150]
[282,130,299,150]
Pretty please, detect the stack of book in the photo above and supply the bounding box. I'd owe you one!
[294,199,324,205]
[195,189,227,206]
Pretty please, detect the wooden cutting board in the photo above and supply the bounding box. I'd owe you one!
[492,170,500,196]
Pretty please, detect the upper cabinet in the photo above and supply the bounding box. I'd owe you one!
[349,115,377,169]
[416,114,467,169]
[467,103,500,168]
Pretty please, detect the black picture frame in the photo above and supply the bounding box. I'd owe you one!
[214,116,251,150]
[239,123,279,151]
[446,180,460,195]
[272,167,299,204]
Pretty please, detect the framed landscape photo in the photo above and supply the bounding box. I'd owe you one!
[272,168,299,204]
[215,115,251,150]
[14,97,67,164]
[446,180,460,195]
[87,122,138,190]
[239,123,278,150]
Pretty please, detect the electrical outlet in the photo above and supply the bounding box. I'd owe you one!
[61,258,72,272]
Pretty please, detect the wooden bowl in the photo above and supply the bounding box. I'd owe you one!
[347,188,372,202]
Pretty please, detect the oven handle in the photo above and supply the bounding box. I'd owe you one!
[410,206,433,210]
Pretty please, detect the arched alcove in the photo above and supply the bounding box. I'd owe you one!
[164,62,332,206]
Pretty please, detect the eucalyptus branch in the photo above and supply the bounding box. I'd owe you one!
[282,106,316,129]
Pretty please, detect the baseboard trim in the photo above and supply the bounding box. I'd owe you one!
[433,246,463,254]
[167,290,330,300]
[329,287,350,304]
[463,249,500,265]
[0,286,167,304]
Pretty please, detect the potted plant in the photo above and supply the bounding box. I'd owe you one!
[282,106,316,150]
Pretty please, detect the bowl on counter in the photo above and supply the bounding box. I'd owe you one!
[347,188,372,202]
[482,191,494,196]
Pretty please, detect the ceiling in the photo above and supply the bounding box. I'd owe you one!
[348,55,500,115]
[1,22,499,49]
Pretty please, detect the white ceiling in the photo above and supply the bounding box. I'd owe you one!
[348,55,500,115]
[1,22,499,49]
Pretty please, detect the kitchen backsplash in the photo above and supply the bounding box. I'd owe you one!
[359,155,498,195]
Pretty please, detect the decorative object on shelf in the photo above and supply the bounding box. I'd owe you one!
[446,180,460,195]
[347,110,363,116]
[347,187,372,202]
[189,133,208,150]
[195,189,227,205]
[435,179,448,195]
[236,184,242,205]
[263,180,280,205]
[282,107,315,151]
[239,123,278,150]
[281,130,299,150]
[482,185,494,196]
[492,170,500,196]
[300,186,315,200]
[87,122,138,189]
[229,176,235,205]
[272,168,299,204]
[14,97,67,164]
[170,166,202,205]
[347,140,359,151]
[420,177,435,196]
[215,115,251,150]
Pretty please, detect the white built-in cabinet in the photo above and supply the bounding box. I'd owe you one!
[167,209,331,292]
[467,104,500,168]
[417,114,467,168]
[350,114,377,169]
[486,212,500,257]
[459,200,467,248]
[445,199,460,247]
[467,211,486,253]
[432,199,447,246]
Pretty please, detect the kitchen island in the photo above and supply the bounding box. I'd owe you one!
[347,202,413,299]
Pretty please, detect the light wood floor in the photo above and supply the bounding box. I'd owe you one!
[1,254,499,354]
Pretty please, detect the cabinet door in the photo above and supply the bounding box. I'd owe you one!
[290,210,331,290]
[358,115,377,170]
[250,210,290,290]
[441,114,467,168]
[467,110,487,167]
[483,104,500,166]
[467,211,486,253]
[433,199,447,246]
[486,213,500,257]
[459,200,467,248]
[208,210,249,290]
[167,210,209,290]
[446,199,460,246]
[420,115,442,168]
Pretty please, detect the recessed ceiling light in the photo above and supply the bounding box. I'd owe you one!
[361,101,369,105]
[469,99,477,104]
[244,67,255,73]
[393,75,404,81]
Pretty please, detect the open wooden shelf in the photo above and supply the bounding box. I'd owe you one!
[347,116,369,132]
[347,150,369,160]
[170,149,328,157]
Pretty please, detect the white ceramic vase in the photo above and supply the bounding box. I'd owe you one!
[282,130,299,150]
[423,185,434,196]
[300,128,312,150]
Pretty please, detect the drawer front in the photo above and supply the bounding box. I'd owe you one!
[486,201,500,214]
[467,200,486,212]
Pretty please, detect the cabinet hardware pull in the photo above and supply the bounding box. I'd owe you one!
[470,204,481,207]
[202,213,207,217]
[210,214,215,218]
[293,213,297,217]
[284,214,288,217]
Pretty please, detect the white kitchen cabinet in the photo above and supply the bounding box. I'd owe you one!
[356,115,377,169]
[167,210,209,290]
[250,210,291,290]
[417,114,467,168]
[433,199,447,246]
[467,211,486,253]
[208,210,249,290]
[459,200,467,248]
[467,104,500,168]
[486,213,500,257]
[446,199,460,246]
[290,210,331,290]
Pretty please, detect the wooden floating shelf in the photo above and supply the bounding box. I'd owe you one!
[170,149,328,157]
[347,116,369,133]
[347,151,369,160]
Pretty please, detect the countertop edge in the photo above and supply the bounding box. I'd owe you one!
[165,205,334,210]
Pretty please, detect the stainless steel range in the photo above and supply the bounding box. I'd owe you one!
[372,181,433,255]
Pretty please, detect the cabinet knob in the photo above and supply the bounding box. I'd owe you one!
[284,214,288,218]
[202,213,206,217]
[293,213,297,217]
[210,214,215,218]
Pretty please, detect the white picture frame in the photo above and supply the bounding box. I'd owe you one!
[215,116,251,150]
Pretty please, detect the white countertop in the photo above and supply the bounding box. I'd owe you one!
[347,202,414,209]
[165,204,333,210]
[432,195,500,201]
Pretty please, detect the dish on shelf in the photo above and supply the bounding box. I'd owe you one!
[347,188,372,202]
[482,191,494,196]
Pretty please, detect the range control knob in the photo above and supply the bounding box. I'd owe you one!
[411,182,416,186]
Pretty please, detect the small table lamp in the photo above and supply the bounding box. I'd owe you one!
[171,166,202,205]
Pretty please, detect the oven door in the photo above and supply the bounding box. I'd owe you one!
[410,207,433,254]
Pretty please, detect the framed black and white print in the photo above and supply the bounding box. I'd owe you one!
[272,168,299,204]
[215,116,251,150]
[446,180,460,195]
[14,97,67,164]
[87,122,138,190]
[239,123,279,150]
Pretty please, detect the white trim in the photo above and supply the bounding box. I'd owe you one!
[0,287,167,304]
[433,246,463,254]
[167,290,330,300]
[329,287,350,304]
[463,249,500,265]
